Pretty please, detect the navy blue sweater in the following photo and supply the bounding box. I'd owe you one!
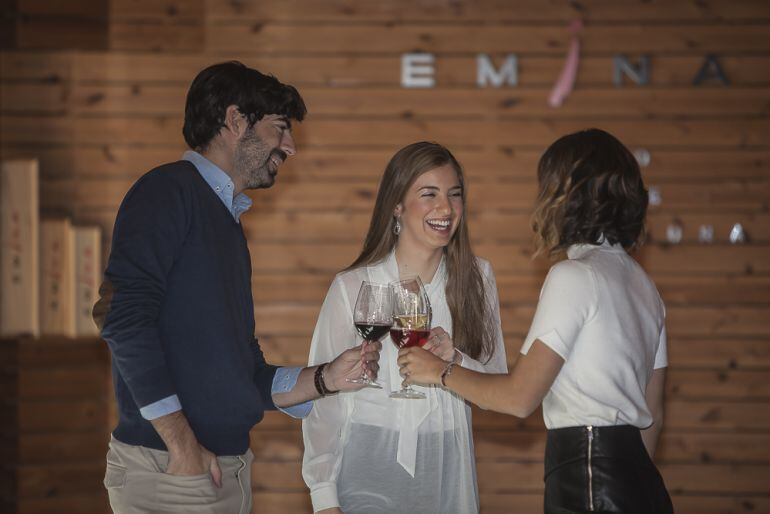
[98,161,277,456]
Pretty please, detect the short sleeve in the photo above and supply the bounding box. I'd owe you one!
[654,323,668,370]
[521,261,597,360]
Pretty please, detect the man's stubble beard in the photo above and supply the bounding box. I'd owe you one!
[234,127,274,190]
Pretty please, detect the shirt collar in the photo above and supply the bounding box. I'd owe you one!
[380,249,447,291]
[182,150,253,222]
[567,237,626,260]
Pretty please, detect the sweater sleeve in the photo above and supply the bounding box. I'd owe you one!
[251,337,279,410]
[95,171,190,410]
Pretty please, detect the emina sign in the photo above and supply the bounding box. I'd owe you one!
[400,53,730,89]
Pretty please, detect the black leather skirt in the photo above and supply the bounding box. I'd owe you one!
[544,425,674,514]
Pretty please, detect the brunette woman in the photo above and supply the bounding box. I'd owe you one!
[399,129,674,514]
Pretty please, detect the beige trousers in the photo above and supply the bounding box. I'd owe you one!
[104,436,253,514]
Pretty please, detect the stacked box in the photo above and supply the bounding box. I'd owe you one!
[40,218,75,337]
[0,160,39,337]
[74,226,102,336]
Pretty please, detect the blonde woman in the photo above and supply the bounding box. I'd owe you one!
[302,142,508,513]
[400,129,674,514]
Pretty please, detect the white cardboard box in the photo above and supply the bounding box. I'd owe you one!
[0,159,40,337]
[40,218,76,337]
[74,226,101,336]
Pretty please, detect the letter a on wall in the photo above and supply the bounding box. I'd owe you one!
[693,54,730,86]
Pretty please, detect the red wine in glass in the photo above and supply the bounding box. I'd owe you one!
[389,278,431,399]
[389,328,430,349]
[355,322,391,342]
[347,281,391,388]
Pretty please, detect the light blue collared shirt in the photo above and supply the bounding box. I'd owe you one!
[139,151,312,421]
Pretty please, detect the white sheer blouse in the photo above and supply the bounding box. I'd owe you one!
[302,251,508,513]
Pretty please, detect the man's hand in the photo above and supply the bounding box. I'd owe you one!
[325,340,382,392]
[150,410,222,487]
[166,442,222,487]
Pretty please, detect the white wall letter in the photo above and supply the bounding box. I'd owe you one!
[477,54,518,87]
[613,55,650,87]
[401,53,435,88]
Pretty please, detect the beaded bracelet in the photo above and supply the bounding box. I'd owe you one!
[314,363,339,397]
[440,361,456,388]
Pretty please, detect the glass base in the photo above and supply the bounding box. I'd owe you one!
[389,388,426,399]
[346,377,383,389]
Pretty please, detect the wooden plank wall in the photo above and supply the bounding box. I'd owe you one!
[0,337,112,514]
[2,0,770,512]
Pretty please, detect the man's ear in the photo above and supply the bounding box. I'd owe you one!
[224,105,244,138]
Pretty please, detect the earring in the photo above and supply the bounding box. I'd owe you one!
[393,218,401,236]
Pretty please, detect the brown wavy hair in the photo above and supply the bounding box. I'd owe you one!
[531,128,648,259]
[347,142,495,361]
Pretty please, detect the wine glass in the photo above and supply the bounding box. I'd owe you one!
[347,281,391,388]
[389,276,431,399]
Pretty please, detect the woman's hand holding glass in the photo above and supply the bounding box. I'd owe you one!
[397,343,447,387]
[421,326,459,363]
[389,277,431,399]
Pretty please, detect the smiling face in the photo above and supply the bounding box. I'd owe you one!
[394,164,464,252]
[233,113,296,190]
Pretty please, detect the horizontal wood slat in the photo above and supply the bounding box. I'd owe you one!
[18,400,108,432]
[38,178,770,213]
[4,144,770,183]
[241,242,770,275]
[15,493,110,514]
[244,273,770,307]
[205,0,770,23]
[6,83,770,118]
[6,116,769,148]
[68,208,770,250]
[111,0,204,20]
[201,0,770,23]
[18,367,109,399]
[205,24,770,55]
[18,432,108,464]
[108,21,204,52]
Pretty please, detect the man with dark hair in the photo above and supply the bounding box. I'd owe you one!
[94,61,380,514]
